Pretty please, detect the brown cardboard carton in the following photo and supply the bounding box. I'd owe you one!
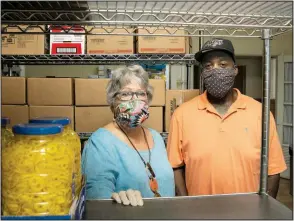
[144,107,163,132]
[1,77,26,104]
[75,106,113,132]
[27,78,73,106]
[137,28,189,54]
[149,79,165,106]
[2,105,29,126]
[2,25,45,55]
[75,106,163,132]
[75,79,109,106]
[86,27,134,54]
[165,90,200,132]
[29,106,74,128]
[75,79,165,106]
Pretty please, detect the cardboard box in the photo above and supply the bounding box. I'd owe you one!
[165,90,199,132]
[137,28,189,54]
[50,25,85,54]
[75,79,109,106]
[2,105,29,126]
[27,78,73,106]
[75,79,165,106]
[29,106,74,128]
[75,106,163,132]
[1,77,26,104]
[144,107,163,132]
[86,27,134,54]
[75,106,113,132]
[2,25,45,55]
[149,79,165,106]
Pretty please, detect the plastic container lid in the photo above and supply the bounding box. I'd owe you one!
[13,124,63,135]
[1,117,10,126]
[29,117,71,126]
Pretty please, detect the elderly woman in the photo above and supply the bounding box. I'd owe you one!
[82,65,175,206]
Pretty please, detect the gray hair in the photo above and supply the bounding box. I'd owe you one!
[106,65,154,111]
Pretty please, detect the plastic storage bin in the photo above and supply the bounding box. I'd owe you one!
[29,117,81,196]
[2,124,75,216]
[1,117,14,148]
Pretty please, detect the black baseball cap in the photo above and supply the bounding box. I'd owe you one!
[195,38,236,63]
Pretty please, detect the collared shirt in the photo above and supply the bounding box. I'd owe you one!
[167,89,286,196]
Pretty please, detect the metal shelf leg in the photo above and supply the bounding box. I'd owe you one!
[259,28,271,195]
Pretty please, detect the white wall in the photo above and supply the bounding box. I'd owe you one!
[236,57,262,99]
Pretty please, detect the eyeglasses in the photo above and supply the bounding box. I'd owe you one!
[115,91,147,101]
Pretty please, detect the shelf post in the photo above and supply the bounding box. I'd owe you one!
[259,28,271,195]
[199,31,204,94]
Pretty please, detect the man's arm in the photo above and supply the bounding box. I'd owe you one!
[174,166,188,196]
[266,113,286,199]
[267,174,280,198]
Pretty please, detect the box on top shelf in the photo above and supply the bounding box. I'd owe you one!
[137,28,190,54]
[50,25,85,54]
[2,105,29,126]
[29,106,74,128]
[27,78,74,106]
[75,78,165,106]
[86,26,134,54]
[1,77,26,105]
[75,106,163,133]
[165,90,200,132]
[1,25,45,55]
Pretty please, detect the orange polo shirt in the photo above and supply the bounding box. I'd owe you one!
[167,89,286,196]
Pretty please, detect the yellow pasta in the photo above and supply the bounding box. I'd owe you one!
[1,124,75,216]
[62,125,82,196]
[1,118,14,148]
[29,118,82,196]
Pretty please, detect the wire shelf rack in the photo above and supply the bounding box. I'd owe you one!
[1,54,196,65]
[1,1,292,38]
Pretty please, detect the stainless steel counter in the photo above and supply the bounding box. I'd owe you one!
[85,193,292,220]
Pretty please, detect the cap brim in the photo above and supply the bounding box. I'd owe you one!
[195,49,235,63]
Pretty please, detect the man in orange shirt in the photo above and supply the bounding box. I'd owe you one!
[167,38,286,198]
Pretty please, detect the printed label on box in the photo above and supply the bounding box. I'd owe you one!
[50,26,85,54]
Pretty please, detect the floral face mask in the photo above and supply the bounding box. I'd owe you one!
[114,99,149,128]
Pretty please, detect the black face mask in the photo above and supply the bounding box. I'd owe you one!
[202,68,237,99]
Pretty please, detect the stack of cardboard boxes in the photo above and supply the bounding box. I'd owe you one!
[2,77,200,133]
[74,79,166,133]
[2,26,190,55]
[27,78,75,128]
[2,77,29,126]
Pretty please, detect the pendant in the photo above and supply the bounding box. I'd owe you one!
[149,177,159,192]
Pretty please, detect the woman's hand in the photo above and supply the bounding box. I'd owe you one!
[111,189,144,206]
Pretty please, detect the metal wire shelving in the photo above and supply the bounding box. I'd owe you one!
[1,1,292,38]
[1,1,293,65]
[1,54,196,65]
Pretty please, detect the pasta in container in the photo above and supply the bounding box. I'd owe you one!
[1,117,14,148]
[2,124,74,216]
[29,117,82,196]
